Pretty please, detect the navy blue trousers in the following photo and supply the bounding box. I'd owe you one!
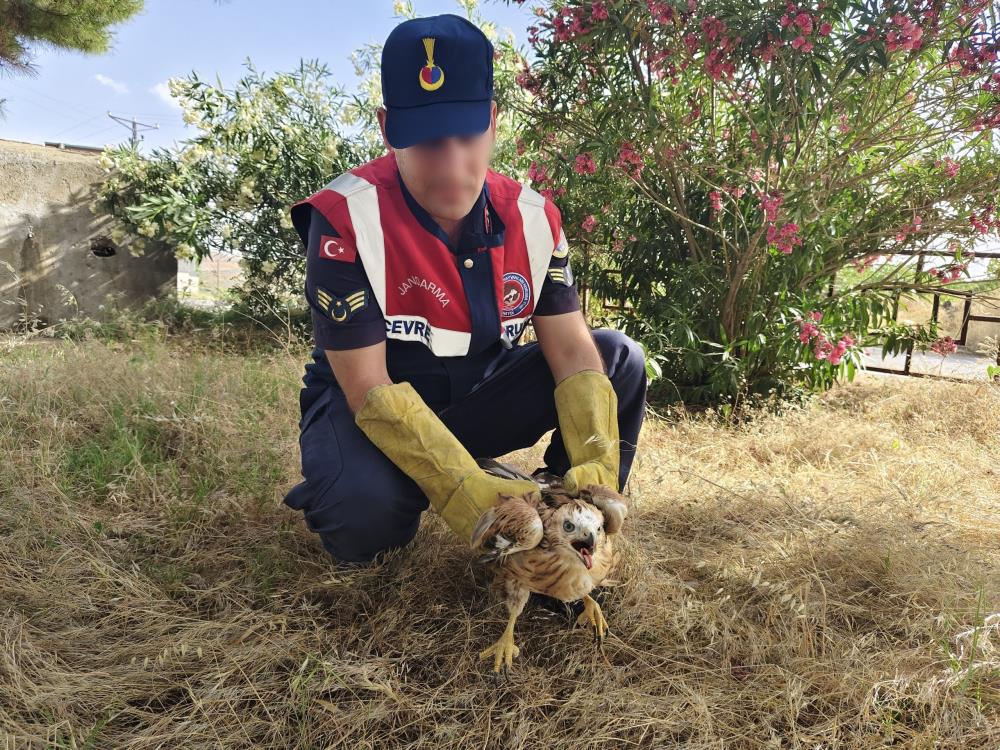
[283,327,648,564]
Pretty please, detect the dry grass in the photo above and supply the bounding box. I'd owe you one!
[1,335,998,749]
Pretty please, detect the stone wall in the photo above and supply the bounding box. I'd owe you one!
[0,138,176,329]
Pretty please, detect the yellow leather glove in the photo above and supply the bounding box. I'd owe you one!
[553,369,620,494]
[354,381,540,544]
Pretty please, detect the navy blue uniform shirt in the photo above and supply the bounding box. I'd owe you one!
[299,173,581,411]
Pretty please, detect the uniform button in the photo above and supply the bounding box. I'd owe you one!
[463,258,474,268]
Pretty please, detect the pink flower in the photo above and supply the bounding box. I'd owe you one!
[615,140,645,179]
[886,13,923,53]
[766,222,802,254]
[758,190,783,221]
[528,161,550,184]
[794,13,813,34]
[704,48,735,81]
[581,214,598,233]
[850,254,881,272]
[647,0,674,25]
[930,336,957,356]
[590,2,609,21]
[515,67,541,95]
[709,190,723,213]
[936,156,961,177]
[701,15,727,42]
[791,36,814,53]
[814,339,835,360]
[796,315,856,365]
[970,205,998,234]
[573,152,597,175]
[894,215,924,243]
[819,21,832,36]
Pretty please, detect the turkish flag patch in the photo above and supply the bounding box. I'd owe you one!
[317,234,357,263]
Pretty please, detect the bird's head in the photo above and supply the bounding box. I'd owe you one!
[551,501,605,570]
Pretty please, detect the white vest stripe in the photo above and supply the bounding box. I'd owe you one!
[516,183,557,306]
[324,172,388,312]
[384,314,471,355]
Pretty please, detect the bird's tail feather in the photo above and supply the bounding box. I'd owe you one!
[475,457,536,483]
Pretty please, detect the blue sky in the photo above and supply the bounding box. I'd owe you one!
[0,0,535,151]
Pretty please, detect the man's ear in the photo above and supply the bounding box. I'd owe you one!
[376,106,394,153]
[489,99,497,138]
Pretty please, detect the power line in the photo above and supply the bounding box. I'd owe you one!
[73,123,122,145]
[50,112,106,139]
[2,77,99,120]
[107,112,158,147]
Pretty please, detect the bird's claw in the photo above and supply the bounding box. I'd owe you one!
[574,594,609,648]
[479,631,520,673]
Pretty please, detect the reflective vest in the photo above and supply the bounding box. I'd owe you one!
[292,154,565,357]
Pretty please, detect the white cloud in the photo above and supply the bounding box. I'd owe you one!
[150,81,181,110]
[95,74,129,94]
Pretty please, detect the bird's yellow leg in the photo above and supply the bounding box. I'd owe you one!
[479,609,521,672]
[575,594,609,644]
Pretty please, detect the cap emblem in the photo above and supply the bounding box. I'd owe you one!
[418,37,445,91]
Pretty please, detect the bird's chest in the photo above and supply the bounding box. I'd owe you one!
[507,549,597,603]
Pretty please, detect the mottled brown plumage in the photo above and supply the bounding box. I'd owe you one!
[471,459,628,672]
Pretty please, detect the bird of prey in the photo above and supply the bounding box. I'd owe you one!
[471,458,628,672]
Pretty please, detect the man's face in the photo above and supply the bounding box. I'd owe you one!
[377,100,497,222]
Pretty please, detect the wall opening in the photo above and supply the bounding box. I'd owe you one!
[90,236,118,258]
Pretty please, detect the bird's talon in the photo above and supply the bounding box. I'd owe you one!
[479,632,520,673]
[575,594,609,646]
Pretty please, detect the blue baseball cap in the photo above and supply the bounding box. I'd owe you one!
[381,13,495,149]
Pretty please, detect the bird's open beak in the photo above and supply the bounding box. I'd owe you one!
[571,533,596,569]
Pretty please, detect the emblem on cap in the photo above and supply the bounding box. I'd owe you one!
[418,37,445,91]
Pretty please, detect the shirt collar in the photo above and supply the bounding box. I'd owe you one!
[396,167,505,254]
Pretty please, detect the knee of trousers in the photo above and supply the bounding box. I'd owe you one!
[591,327,649,390]
[304,469,429,564]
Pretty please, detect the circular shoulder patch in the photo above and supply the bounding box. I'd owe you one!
[501,272,531,318]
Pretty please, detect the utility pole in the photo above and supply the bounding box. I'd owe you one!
[107,112,158,148]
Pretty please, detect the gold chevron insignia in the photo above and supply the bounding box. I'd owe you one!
[547,265,574,286]
[316,286,368,323]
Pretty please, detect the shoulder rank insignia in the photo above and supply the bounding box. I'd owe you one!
[547,262,574,286]
[552,228,569,259]
[316,286,368,323]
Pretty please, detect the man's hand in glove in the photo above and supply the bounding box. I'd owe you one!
[553,369,620,494]
[353,381,540,544]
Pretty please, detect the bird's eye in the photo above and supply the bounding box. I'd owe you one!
[563,520,575,532]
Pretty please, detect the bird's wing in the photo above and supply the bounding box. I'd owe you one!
[470,492,545,563]
[578,484,629,535]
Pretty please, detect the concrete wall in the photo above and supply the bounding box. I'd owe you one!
[0,138,176,329]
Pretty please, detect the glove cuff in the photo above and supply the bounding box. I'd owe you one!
[553,369,620,489]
